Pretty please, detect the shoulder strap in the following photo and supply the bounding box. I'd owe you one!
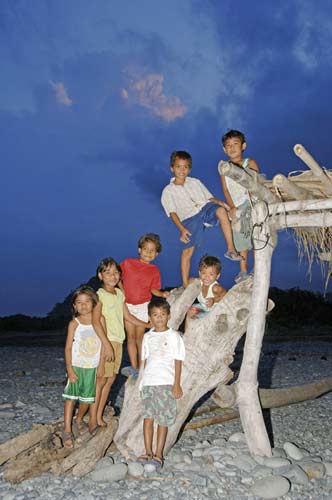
[74,317,80,325]
[242,158,250,169]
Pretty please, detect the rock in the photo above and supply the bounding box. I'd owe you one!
[0,403,13,409]
[192,448,204,457]
[251,475,290,498]
[252,465,274,478]
[90,462,127,482]
[233,454,256,472]
[324,462,332,476]
[281,464,309,485]
[144,463,156,473]
[0,412,15,418]
[283,442,304,460]
[272,447,287,458]
[93,457,114,471]
[213,437,227,446]
[264,457,291,469]
[228,432,246,443]
[299,461,326,480]
[127,462,144,477]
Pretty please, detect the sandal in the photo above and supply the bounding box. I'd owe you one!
[224,251,244,262]
[62,431,74,449]
[148,455,163,469]
[137,454,153,463]
[73,419,89,435]
[89,424,101,436]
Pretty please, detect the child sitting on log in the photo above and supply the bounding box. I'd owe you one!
[62,286,108,448]
[138,298,185,468]
[161,150,243,289]
[219,129,259,283]
[187,255,227,320]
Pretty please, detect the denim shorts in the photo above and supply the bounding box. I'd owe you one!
[182,202,220,249]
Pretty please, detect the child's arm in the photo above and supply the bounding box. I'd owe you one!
[170,212,192,244]
[208,197,230,211]
[172,359,183,399]
[123,303,150,328]
[151,288,170,298]
[205,284,227,308]
[92,302,115,361]
[96,316,107,377]
[248,158,259,173]
[64,320,79,383]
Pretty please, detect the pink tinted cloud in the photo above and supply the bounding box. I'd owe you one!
[122,73,186,122]
[49,81,73,106]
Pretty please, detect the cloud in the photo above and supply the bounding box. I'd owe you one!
[49,81,73,106]
[122,72,186,122]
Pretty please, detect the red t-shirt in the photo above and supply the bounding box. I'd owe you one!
[120,258,161,305]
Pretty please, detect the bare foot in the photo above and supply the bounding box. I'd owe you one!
[96,418,107,427]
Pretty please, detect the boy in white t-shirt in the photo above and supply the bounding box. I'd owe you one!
[138,298,185,468]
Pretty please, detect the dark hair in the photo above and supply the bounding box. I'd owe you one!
[148,297,171,316]
[199,255,222,274]
[96,257,122,277]
[71,285,98,316]
[170,150,192,168]
[222,130,246,146]
[138,233,162,253]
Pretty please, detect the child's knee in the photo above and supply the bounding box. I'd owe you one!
[182,246,195,258]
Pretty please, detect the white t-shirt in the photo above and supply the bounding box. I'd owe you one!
[139,328,185,389]
[161,177,213,221]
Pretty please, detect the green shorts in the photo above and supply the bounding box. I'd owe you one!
[62,366,96,404]
[141,385,177,427]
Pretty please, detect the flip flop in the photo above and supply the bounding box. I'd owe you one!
[73,419,89,435]
[147,455,163,469]
[89,425,101,436]
[224,251,244,262]
[62,431,74,449]
[137,454,153,463]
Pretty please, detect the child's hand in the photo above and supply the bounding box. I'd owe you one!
[67,369,78,383]
[228,207,237,220]
[105,342,115,362]
[172,384,183,399]
[180,228,191,244]
[205,297,214,308]
[162,291,170,298]
[187,307,198,319]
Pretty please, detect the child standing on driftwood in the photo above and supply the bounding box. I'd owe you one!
[138,298,185,468]
[219,130,259,283]
[62,286,111,447]
[91,258,150,429]
[119,233,169,379]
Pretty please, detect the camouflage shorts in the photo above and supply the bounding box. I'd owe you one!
[141,385,177,427]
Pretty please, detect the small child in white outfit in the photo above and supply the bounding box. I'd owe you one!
[187,255,227,319]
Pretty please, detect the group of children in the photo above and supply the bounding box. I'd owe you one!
[62,129,259,466]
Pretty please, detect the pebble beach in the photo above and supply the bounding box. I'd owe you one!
[0,331,332,499]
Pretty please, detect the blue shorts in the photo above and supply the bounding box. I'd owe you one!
[182,202,220,249]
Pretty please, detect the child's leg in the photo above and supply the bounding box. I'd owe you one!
[96,375,116,427]
[75,403,88,423]
[143,418,154,458]
[239,249,249,273]
[180,246,195,288]
[125,321,139,369]
[215,206,239,254]
[64,400,75,433]
[155,424,168,461]
[135,325,146,368]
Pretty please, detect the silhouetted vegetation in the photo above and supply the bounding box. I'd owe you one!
[0,285,331,332]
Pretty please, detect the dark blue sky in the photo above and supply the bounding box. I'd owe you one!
[2,0,331,316]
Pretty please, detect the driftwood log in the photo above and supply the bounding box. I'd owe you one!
[114,277,254,459]
[0,416,118,484]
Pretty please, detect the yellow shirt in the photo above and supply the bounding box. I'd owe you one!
[97,288,125,343]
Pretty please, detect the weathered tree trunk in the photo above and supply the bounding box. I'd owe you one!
[1,417,118,484]
[293,144,332,194]
[236,202,276,457]
[114,278,254,459]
